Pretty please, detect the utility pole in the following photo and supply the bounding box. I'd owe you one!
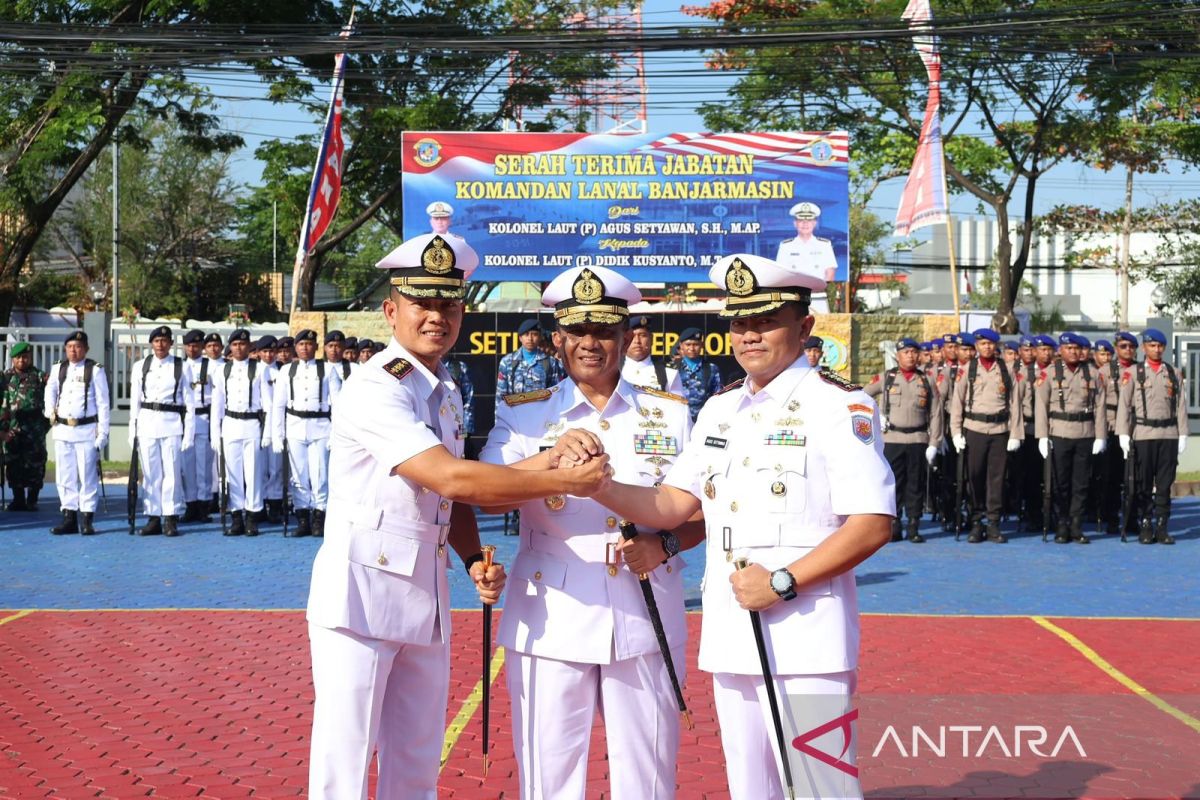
[111,141,120,316]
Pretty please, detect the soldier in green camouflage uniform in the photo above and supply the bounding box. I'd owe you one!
[0,342,50,510]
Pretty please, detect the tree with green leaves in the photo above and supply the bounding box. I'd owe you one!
[0,0,339,324]
[683,0,1200,331]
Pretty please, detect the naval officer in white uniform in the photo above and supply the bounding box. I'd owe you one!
[305,232,614,800]
[481,266,704,800]
[619,313,683,395]
[129,325,196,537]
[594,253,895,800]
[211,328,272,536]
[181,329,215,523]
[776,202,838,314]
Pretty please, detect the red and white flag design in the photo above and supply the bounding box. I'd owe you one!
[894,0,949,237]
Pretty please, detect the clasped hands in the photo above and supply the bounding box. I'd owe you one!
[546,428,614,497]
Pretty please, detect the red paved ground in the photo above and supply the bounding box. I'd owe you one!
[0,611,1197,798]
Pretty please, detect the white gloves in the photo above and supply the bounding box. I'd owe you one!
[183,434,195,451]
[272,438,285,455]
[261,433,273,451]
[94,436,107,452]
[925,445,937,465]
[1092,439,1106,456]
[953,435,966,453]
[126,423,137,448]
[1007,439,1021,453]
[1180,435,1188,455]
[1038,438,1050,459]
[1119,434,1131,459]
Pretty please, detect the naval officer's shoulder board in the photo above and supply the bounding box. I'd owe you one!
[818,367,861,392]
[503,388,554,407]
[383,357,414,382]
[715,378,744,396]
[634,384,686,404]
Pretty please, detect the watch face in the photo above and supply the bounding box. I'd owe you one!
[771,569,793,593]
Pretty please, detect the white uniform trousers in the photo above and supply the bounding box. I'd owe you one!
[263,446,283,500]
[308,624,449,800]
[181,431,212,502]
[713,671,860,800]
[223,437,263,512]
[54,439,99,513]
[287,438,329,510]
[138,436,184,516]
[507,646,684,800]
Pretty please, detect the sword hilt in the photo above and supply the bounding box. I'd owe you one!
[481,544,496,570]
[618,521,649,579]
[733,557,749,570]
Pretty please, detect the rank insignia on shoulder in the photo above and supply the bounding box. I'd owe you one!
[504,388,553,407]
[819,369,861,392]
[716,378,744,396]
[383,358,414,381]
[847,403,872,414]
[635,385,686,403]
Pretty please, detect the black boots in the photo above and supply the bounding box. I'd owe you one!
[139,516,163,536]
[163,515,180,537]
[890,518,903,543]
[1139,518,1155,544]
[1155,516,1175,545]
[1070,516,1089,545]
[25,487,38,511]
[80,512,95,535]
[227,511,246,536]
[51,509,78,535]
[967,517,985,544]
[181,500,210,523]
[265,499,283,525]
[905,519,925,544]
[7,487,26,511]
[986,519,1007,543]
[289,509,312,538]
[244,510,259,537]
[313,508,325,538]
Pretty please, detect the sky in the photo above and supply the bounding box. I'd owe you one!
[201,0,1200,256]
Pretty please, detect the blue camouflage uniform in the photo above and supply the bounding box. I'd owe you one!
[495,349,565,408]
[678,357,722,421]
[442,356,475,435]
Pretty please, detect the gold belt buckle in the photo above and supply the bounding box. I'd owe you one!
[605,542,621,576]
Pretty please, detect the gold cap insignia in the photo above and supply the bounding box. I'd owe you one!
[725,258,754,297]
[421,236,455,275]
[573,269,604,304]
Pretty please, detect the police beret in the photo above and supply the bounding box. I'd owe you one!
[228,329,250,343]
[930,339,943,349]
[148,325,173,343]
[896,337,920,351]
[205,332,223,345]
[1036,335,1056,347]
[709,253,823,318]
[679,327,703,342]
[1094,339,1114,353]
[920,341,934,352]
[64,331,88,346]
[542,266,640,327]
[324,330,345,344]
[971,328,1000,343]
[1002,341,1019,352]
[276,336,294,349]
[1114,331,1138,346]
[373,341,386,353]
[255,335,277,350]
[295,329,317,343]
[955,332,976,347]
[1141,328,1167,345]
[942,333,956,344]
[1058,332,1081,347]
[182,330,204,345]
[1078,335,1091,348]
[1018,335,1037,347]
[357,338,374,351]
[517,319,540,335]
[10,342,30,357]
[804,336,824,349]
[344,337,358,349]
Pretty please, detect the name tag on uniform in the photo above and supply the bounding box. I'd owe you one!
[634,431,679,455]
[765,430,806,446]
[704,436,728,449]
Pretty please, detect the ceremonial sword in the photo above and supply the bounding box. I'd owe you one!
[481,544,497,777]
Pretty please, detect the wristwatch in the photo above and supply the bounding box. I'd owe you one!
[658,531,681,562]
[769,568,797,601]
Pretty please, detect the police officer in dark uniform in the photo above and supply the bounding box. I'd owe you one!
[865,338,943,543]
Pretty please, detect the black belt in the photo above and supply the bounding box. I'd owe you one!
[195,406,211,416]
[286,408,331,419]
[1049,411,1092,422]
[226,410,264,421]
[143,402,186,414]
[1105,404,1118,412]
[1023,415,1034,423]
[888,422,927,434]
[965,411,1009,424]
[53,415,98,427]
[1135,417,1177,428]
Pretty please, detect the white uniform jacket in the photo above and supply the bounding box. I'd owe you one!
[188,356,217,434]
[211,359,272,443]
[620,356,683,395]
[44,359,111,443]
[775,235,837,280]
[307,339,464,645]
[664,358,894,676]
[129,355,195,443]
[482,378,692,665]
[271,358,340,444]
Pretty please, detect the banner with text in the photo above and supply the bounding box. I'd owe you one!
[401,132,851,283]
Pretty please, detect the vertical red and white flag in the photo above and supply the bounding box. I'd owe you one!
[894,0,948,237]
[291,21,353,313]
